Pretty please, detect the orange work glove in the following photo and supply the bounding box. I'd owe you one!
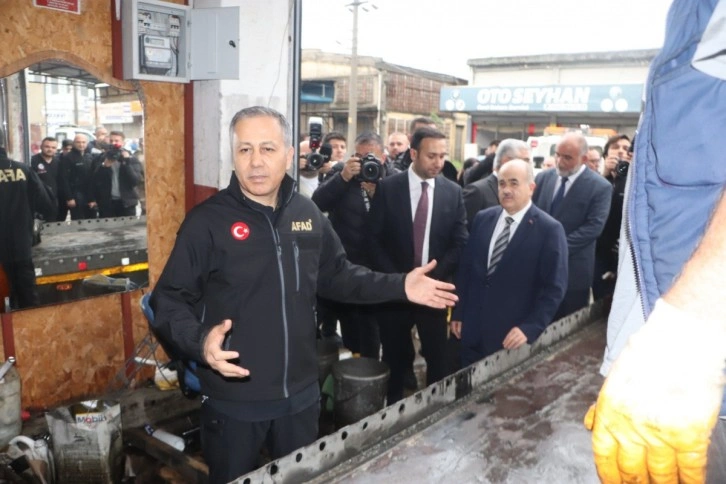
[585,299,726,483]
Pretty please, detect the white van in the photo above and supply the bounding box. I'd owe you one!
[50,126,96,144]
[527,134,608,169]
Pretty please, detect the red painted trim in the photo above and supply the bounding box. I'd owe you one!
[184,83,195,213]
[193,184,219,205]
[111,1,124,80]
[0,312,15,359]
[120,292,134,377]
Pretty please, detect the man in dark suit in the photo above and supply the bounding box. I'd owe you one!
[462,138,530,228]
[451,160,568,365]
[462,140,500,185]
[532,133,611,319]
[369,127,469,403]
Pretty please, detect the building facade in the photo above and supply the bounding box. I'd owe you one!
[302,49,469,161]
[440,49,657,154]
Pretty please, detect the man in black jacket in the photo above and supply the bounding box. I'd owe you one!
[59,134,95,220]
[151,106,458,482]
[312,131,397,358]
[30,137,62,220]
[0,147,56,309]
[88,132,143,218]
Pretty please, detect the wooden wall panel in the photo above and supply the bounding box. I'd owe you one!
[12,295,125,409]
[0,1,185,409]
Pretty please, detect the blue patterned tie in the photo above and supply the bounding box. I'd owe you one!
[488,216,514,276]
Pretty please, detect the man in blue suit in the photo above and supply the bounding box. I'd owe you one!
[532,133,611,319]
[451,159,568,365]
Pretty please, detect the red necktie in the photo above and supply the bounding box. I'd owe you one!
[413,181,429,266]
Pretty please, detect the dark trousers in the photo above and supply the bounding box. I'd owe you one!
[201,401,319,483]
[68,192,97,220]
[99,199,136,218]
[1,260,39,309]
[554,288,590,320]
[378,304,448,403]
[337,303,380,358]
[56,200,69,222]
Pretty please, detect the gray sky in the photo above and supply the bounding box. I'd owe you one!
[302,0,673,78]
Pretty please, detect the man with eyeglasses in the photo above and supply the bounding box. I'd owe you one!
[532,132,611,319]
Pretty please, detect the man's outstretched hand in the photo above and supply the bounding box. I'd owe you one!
[405,260,458,309]
[202,319,250,378]
[585,299,726,483]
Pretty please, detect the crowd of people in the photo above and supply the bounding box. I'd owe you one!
[0,126,145,310]
[29,127,145,221]
[149,106,639,480]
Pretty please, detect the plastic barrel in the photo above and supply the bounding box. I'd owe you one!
[0,367,22,447]
[317,339,340,386]
[332,358,389,429]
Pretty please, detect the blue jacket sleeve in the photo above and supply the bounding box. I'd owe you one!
[518,221,569,342]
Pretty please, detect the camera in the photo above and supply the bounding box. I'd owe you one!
[303,117,331,171]
[616,159,629,177]
[101,142,125,162]
[356,152,382,183]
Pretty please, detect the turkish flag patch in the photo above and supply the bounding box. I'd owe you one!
[230,222,251,241]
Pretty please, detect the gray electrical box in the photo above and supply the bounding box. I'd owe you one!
[121,0,240,83]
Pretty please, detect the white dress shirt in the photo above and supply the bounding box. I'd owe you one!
[408,168,436,266]
[488,201,532,265]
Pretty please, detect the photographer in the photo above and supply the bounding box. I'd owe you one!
[593,134,632,301]
[318,132,346,183]
[312,132,398,357]
[88,131,143,218]
[298,119,335,198]
[297,139,320,198]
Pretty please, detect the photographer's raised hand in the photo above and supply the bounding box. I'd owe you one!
[202,319,250,378]
[340,156,361,182]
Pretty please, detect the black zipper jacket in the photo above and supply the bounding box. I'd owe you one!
[151,174,407,402]
[0,150,56,264]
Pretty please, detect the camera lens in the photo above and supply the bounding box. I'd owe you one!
[616,160,629,177]
[362,162,380,180]
[306,152,324,170]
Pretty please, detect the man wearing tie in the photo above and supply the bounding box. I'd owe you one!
[369,127,468,403]
[462,138,530,228]
[451,159,568,365]
[532,133,611,319]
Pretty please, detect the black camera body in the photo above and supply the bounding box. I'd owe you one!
[616,159,629,177]
[303,117,330,171]
[355,152,383,183]
[100,142,125,162]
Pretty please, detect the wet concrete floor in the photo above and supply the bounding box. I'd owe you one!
[332,322,605,483]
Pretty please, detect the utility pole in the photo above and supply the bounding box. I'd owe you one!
[346,1,361,152]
